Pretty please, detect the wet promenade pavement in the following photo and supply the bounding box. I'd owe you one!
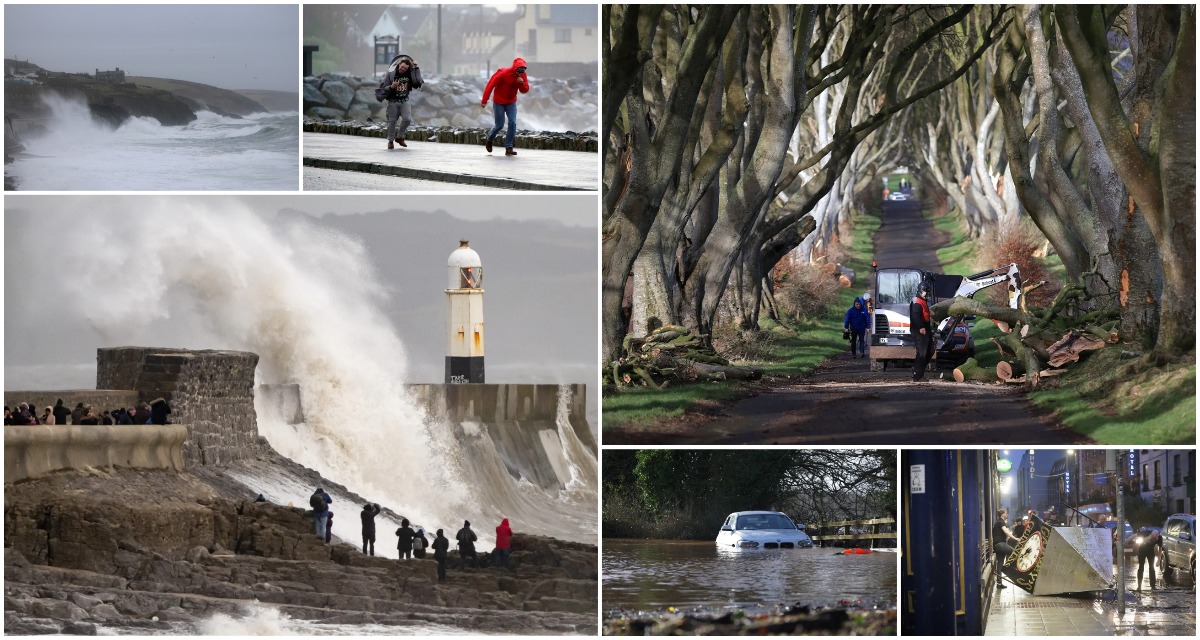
[302,133,598,191]
[985,560,1195,635]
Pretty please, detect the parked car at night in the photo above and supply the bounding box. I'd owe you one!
[1102,519,1133,543]
[1162,514,1196,588]
[716,511,814,549]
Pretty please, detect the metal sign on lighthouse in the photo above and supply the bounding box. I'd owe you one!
[445,239,485,384]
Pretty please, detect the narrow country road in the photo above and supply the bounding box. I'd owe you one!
[614,199,1088,445]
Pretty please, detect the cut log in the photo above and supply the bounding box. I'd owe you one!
[838,274,853,288]
[995,320,1011,334]
[996,361,1026,381]
[1039,368,1069,377]
[1046,331,1106,368]
[835,264,857,286]
[952,358,993,383]
[684,359,763,381]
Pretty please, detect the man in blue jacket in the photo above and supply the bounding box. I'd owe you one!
[844,297,870,358]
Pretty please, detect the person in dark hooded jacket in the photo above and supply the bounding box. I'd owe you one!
[480,58,530,156]
[844,297,870,358]
[149,397,171,425]
[377,54,423,149]
[455,520,478,568]
[52,399,71,426]
[361,503,381,556]
[432,529,450,582]
[396,518,416,559]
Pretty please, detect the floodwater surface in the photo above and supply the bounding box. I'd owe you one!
[603,539,896,611]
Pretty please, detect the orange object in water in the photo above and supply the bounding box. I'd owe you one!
[844,548,871,555]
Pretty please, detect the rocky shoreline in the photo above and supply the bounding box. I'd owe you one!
[4,456,597,635]
[304,71,597,135]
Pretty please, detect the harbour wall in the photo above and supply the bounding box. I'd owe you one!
[6,348,590,491]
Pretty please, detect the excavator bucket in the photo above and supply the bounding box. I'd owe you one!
[1001,515,1113,595]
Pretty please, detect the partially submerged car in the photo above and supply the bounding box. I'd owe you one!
[716,511,814,549]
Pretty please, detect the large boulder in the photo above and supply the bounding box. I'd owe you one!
[319,80,355,111]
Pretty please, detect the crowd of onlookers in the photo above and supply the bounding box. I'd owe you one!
[4,398,172,426]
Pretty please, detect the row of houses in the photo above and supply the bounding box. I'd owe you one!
[331,4,596,78]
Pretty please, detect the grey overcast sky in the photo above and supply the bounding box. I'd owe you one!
[270,193,599,226]
[4,4,299,92]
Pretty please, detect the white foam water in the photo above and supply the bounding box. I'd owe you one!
[94,602,482,635]
[7,93,297,190]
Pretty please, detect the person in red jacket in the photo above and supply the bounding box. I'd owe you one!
[495,517,513,569]
[481,58,530,156]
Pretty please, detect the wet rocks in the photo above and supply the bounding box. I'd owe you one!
[4,466,598,634]
[303,71,597,139]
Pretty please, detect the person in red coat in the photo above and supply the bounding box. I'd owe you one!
[495,518,513,569]
[481,58,530,156]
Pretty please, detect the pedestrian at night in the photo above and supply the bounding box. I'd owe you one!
[1136,528,1164,591]
[991,508,1019,590]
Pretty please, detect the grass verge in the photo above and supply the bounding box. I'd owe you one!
[602,208,883,432]
[1028,350,1195,444]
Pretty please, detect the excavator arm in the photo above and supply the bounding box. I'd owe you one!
[936,263,1023,349]
[952,263,1023,309]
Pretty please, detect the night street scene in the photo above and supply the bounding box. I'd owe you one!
[903,449,1195,635]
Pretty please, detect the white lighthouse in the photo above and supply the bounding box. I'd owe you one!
[445,239,485,384]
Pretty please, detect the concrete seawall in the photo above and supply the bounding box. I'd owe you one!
[4,424,187,482]
[8,348,591,494]
[408,383,595,492]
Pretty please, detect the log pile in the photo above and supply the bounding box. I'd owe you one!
[604,325,764,389]
[940,284,1117,390]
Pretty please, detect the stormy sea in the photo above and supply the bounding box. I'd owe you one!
[3,200,598,634]
[5,94,297,191]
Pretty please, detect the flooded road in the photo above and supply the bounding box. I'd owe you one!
[602,539,896,611]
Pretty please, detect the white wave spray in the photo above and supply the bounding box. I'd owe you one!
[7,93,297,190]
[25,198,489,537]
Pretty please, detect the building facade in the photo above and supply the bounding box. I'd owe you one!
[1138,449,1196,514]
